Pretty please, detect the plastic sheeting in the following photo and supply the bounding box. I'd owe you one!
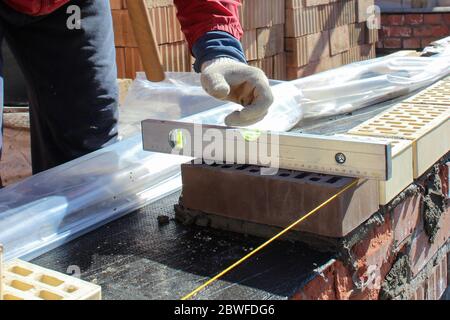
[1,41,449,261]
[123,40,450,131]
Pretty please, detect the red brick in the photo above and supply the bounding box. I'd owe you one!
[392,194,421,246]
[443,13,450,24]
[412,284,426,300]
[414,26,434,37]
[404,14,424,25]
[409,206,450,276]
[382,26,412,37]
[431,25,450,38]
[333,261,354,300]
[426,255,447,300]
[439,163,448,199]
[292,263,337,300]
[383,14,405,26]
[293,260,355,300]
[383,38,402,49]
[380,15,389,26]
[424,13,443,25]
[421,37,440,48]
[351,220,395,298]
[403,38,421,49]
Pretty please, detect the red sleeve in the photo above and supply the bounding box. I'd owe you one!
[174,0,243,50]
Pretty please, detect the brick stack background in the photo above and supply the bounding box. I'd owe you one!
[285,0,378,79]
[377,12,450,53]
[111,0,192,78]
[110,0,378,81]
[240,0,287,80]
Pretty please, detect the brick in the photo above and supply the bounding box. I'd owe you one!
[307,30,330,62]
[404,14,424,25]
[392,194,421,247]
[383,37,402,49]
[383,26,412,38]
[421,37,440,48]
[333,260,354,300]
[349,23,366,47]
[430,25,450,38]
[440,163,449,199]
[166,6,184,43]
[285,36,309,67]
[366,26,379,44]
[424,13,443,25]
[180,163,380,238]
[382,14,404,26]
[286,54,333,79]
[329,25,350,55]
[426,254,448,300]
[159,41,191,72]
[443,13,450,24]
[241,30,258,61]
[413,26,434,37]
[285,6,319,37]
[149,6,170,45]
[403,38,421,49]
[305,0,330,5]
[412,284,426,300]
[145,0,174,8]
[317,3,333,30]
[272,0,286,25]
[286,0,304,9]
[357,0,375,23]
[241,0,272,30]
[292,263,337,300]
[351,219,395,298]
[256,24,284,59]
[293,259,355,300]
[409,206,450,276]
[447,250,450,286]
[273,53,287,80]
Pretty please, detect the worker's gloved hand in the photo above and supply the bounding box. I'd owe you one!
[201,58,274,127]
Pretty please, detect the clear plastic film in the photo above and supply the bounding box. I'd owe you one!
[1,39,449,261]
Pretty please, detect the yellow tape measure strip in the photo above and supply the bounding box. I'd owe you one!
[181,179,359,300]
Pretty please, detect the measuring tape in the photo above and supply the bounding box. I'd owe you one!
[181,179,359,300]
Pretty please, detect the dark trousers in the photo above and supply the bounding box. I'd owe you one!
[0,0,118,174]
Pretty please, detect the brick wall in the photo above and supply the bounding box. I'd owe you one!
[293,161,449,300]
[377,12,450,52]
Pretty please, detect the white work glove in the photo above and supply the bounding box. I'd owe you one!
[201,58,274,127]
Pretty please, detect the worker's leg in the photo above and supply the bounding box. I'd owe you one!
[0,0,118,174]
